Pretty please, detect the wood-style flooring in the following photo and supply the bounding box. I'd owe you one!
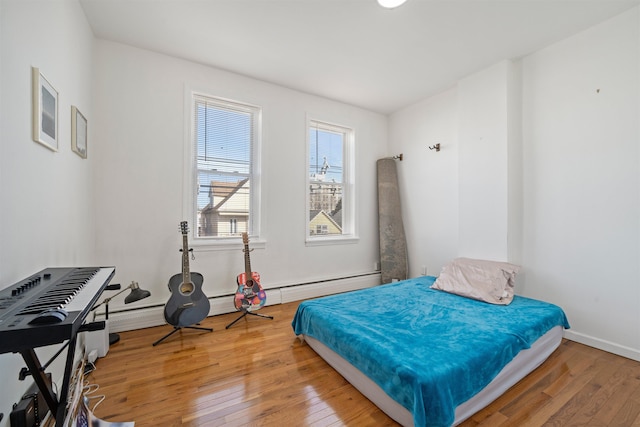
[86,301,640,426]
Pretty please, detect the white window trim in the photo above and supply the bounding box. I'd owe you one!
[305,115,358,246]
[183,86,264,251]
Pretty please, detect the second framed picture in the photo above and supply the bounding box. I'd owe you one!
[71,106,87,159]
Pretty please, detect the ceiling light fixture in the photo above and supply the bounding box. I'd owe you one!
[378,0,407,9]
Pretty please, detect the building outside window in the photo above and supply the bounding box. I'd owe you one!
[307,119,354,241]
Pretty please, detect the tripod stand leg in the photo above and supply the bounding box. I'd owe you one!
[225,311,248,329]
[152,327,180,346]
[184,325,213,332]
[152,324,213,346]
[225,310,274,329]
[247,312,274,320]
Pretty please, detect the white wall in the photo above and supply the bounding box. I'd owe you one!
[521,7,639,358]
[389,7,640,360]
[457,60,519,262]
[391,60,523,279]
[91,40,388,311]
[507,61,524,266]
[390,88,459,277]
[0,0,95,423]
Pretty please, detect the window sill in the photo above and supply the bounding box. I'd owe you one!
[190,237,266,252]
[305,235,359,247]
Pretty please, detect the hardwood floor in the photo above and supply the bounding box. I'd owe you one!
[86,301,640,426]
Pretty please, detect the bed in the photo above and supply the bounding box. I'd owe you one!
[291,275,570,427]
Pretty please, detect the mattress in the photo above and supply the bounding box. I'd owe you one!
[292,276,569,426]
[302,325,563,426]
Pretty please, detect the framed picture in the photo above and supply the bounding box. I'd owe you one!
[32,67,58,151]
[71,106,87,158]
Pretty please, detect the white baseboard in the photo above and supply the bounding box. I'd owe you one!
[280,273,380,303]
[107,272,381,333]
[564,330,640,362]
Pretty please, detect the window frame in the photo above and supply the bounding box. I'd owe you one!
[305,116,357,246]
[184,89,263,250]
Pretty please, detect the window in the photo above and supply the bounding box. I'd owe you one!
[316,224,328,235]
[191,94,261,240]
[307,119,355,242]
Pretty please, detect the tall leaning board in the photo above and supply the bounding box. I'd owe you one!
[377,158,408,284]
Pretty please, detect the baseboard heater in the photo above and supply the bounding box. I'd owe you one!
[106,271,381,333]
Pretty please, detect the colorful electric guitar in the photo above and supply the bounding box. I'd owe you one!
[164,221,210,327]
[234,232,266,312]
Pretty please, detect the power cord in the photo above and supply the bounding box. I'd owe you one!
[81,362,105,413]
[82,381,105,412]
[83,361,96,376]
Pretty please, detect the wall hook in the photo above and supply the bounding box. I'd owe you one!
[428,143,441,152]
[392,153,403,161]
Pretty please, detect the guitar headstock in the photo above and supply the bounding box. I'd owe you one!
[242,232,249,245]
[180,221,189,235]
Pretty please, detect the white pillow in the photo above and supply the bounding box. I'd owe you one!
[430,258,521,305]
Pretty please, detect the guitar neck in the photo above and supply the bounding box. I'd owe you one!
[244,243,252,279]
[182,234,190,282]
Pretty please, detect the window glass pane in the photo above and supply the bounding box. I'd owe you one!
[194,97,256,238]
[309,122,344,236]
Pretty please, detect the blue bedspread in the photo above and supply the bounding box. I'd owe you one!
[291,276,569,427]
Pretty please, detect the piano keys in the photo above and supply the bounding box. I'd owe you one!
[0,267,115,353]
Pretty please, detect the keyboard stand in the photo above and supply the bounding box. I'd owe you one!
[20,320,106,426]
[20,347,63,423]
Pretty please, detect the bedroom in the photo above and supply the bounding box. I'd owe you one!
[0,0,638,425]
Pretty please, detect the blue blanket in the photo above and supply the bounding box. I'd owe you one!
[291,276,570,427]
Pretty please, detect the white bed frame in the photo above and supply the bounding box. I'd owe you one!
[302,325,563,426]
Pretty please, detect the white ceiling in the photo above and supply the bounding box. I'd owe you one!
[79,0,639,115]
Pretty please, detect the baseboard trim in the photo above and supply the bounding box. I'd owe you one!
[280,273,380,303]
[108,272,381,333]
[564,330,640,362]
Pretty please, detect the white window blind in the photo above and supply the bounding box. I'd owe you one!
[193,95,260,238]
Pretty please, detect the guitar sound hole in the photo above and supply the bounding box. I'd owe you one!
[180,282,194,294]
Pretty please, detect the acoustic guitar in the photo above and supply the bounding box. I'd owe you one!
[164,221,210,327]
[234,232,266,312]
